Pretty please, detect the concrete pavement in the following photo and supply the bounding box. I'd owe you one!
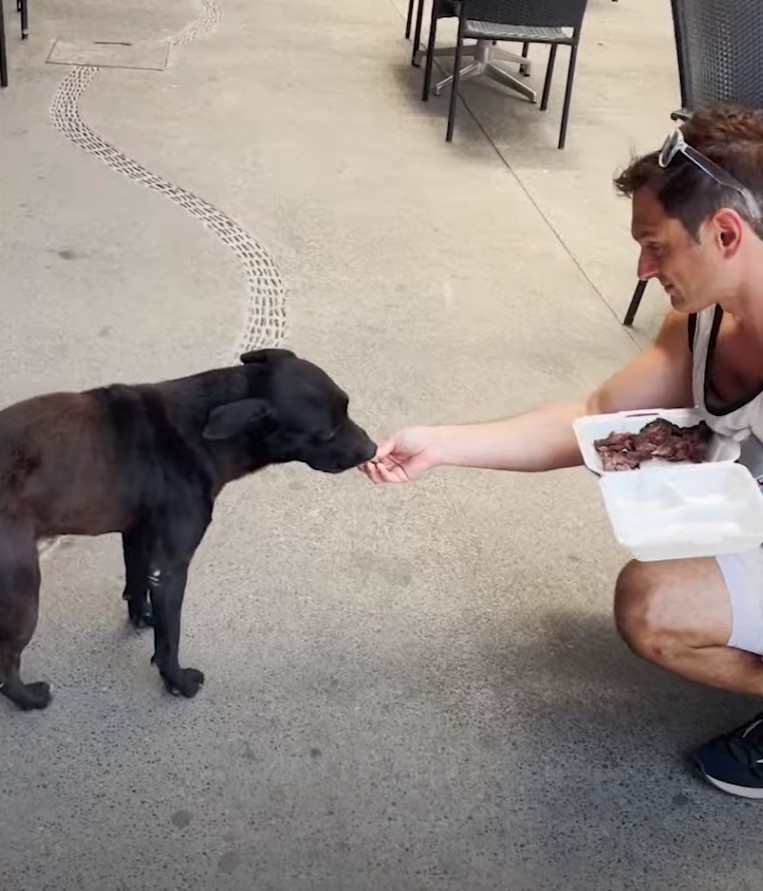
[1,0,761,888]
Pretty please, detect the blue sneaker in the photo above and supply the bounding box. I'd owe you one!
[693,713,763,798]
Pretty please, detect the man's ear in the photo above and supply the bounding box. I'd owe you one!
[202,398,272,441]
[713,209,744,257]
[240,348,295,364]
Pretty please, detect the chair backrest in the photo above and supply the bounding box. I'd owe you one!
[462,0,589,30]
[671,0,763,110]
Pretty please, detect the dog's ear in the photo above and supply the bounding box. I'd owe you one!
[240,348,295,365]
[202,398,272,441]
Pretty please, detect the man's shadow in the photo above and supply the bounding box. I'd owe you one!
[489,605,756,756]
[469,606,763,890]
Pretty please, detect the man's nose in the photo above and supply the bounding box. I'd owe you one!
[637,250,659,281]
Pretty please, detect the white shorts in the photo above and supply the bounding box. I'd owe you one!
[717,549,763,655]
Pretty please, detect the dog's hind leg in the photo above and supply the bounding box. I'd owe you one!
[0,518,51,711]
[122,527,153,629]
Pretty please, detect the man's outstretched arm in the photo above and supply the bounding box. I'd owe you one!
[362,311,693,483]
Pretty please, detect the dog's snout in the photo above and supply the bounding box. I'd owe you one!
[358,437,376,464]
[306,424,376,474]
[345,420,376,465]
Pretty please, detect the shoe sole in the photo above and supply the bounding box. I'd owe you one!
[694,757,763,799]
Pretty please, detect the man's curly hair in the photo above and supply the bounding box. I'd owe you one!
[614,104,763,241]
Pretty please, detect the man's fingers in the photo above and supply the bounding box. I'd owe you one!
[372,437,398,462]
[359,462,383,483]
[376,462,412,483]
[359,459,408,484]
[359,443,419,484]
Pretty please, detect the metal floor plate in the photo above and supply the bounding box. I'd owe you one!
[46,38,170,71]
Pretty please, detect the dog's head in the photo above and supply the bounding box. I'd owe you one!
[202,349,376,473]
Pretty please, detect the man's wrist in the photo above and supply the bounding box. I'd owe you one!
[416,425,455,469]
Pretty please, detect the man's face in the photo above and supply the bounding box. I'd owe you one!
[631,187,739,313]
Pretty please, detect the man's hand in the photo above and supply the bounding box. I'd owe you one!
[360,427,442,483]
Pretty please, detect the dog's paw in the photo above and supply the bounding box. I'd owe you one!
[19,681,53,711]
[128,609,154,630]
[128,599,154,630]
[163,667,205,699]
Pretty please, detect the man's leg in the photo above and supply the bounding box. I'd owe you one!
[614,552,763,798]
[615,557,763,693]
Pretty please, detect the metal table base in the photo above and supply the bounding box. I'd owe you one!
[418,39,536,104]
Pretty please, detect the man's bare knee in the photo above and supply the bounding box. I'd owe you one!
[614,561,678,663]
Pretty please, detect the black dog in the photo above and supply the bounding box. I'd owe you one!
[0,348,375,711]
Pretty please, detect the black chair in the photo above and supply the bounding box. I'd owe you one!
[405,0,602,43]
[410,0,459,67]
[406,0,416,39]
[1,0,29,88]
[19,0,28,41]
[623,0,763,326]
[422,0,589,149]
[407,0,459,48]
[1,0,8,88]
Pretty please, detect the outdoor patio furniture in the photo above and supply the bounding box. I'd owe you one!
[406,0,593,39]
[0,0,29,88]
[421,0,589,148]
[0,0,7,88]
[409,0,533,104]
[409,0,458,66]
[623,0,763,326]
[19,0,28,41]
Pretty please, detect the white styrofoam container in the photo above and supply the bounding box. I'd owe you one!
[600,462,763,561]
[573,408,741,475]
[573,408,757,561]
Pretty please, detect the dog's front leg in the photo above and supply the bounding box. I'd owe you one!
[148,560,204,698]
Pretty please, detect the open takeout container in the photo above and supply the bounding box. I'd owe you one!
[573,408,763,561]
[573,408,741,475]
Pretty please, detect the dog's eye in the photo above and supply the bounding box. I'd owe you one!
[316,429,337,445]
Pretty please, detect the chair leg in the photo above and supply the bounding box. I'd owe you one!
[557,42,579,149]
[411,0,426,66]
[623,280,648,326]
[540,44,557,111]
[520,41,530,76]
[0,0,8,88]
[422,0,440,101]
[20,0,28,39]
[446,12,466,142]
[405,0,415,39]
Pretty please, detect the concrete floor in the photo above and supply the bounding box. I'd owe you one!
[1,0,763,888]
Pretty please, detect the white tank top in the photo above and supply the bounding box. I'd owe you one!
[691,306,763,487]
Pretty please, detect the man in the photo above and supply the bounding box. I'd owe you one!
[361,104,763,799]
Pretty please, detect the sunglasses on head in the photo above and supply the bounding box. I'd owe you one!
[658,129,760,219]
